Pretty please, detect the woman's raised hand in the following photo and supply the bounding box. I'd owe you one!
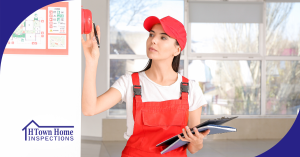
[81,24,101,65]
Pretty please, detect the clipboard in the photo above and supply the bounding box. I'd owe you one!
[156,116,238,154]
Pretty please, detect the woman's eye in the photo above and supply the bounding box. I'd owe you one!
[149,34,166,40]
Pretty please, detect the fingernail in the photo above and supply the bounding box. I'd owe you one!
[182,128,185,131]
[93,37,95,41]
[185,126,189,129]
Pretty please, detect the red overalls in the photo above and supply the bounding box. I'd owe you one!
[121,72,190,157]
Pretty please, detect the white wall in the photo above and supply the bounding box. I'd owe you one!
[81,0,109,138]
[0,0,81,156]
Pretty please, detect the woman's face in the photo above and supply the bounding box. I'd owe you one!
[146,24,181,61]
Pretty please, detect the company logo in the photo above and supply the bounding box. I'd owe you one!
[22,120,74,141]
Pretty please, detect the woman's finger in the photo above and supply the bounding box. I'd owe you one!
[201,129,210,137]
[86,32,90,41]
[182,128,191,141]
[193,127,202,138]
[81,34,87,43]
[96,25,101,43]
[89,23,94,40]
[185,126,196,140]
[178,134,187,142]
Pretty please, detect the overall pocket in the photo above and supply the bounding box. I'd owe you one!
[142,109,187,126]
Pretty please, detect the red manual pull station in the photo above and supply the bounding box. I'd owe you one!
[81,8,92,34]
[81,7,100,48]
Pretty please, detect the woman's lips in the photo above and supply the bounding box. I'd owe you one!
[149,47,157,52]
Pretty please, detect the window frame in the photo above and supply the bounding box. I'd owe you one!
[107,0,300,119]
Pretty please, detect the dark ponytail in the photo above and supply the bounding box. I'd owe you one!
[138,40,181,73]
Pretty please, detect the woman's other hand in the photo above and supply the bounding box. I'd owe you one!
[178,126,210,154]
[81,24,101,65]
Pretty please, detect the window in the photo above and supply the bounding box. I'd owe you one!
[188,1,263,116]
[264,2,300,115]
[266,3,300,56]
[110,0,184,55]
[266,61,300,115]
[191,23,259,54]
[188,60,261,115]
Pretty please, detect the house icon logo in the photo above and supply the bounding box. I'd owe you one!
[22,120,74,141]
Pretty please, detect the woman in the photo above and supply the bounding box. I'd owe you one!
[81,15,210,156]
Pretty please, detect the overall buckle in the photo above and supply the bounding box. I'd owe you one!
[133,85,142,97]
[180,82,189,94]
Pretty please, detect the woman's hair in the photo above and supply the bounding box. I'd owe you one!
[138,40,181,73]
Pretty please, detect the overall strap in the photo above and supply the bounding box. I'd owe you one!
[181,76,189,100]
[131,72,142,121]
[132,72,140,86]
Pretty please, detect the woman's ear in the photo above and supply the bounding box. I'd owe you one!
[174,47,181,56]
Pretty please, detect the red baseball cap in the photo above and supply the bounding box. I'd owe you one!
[143,16,187,51]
